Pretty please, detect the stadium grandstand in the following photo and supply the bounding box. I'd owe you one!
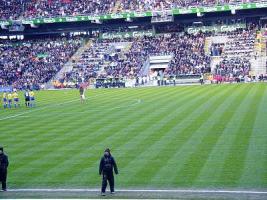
[0,0,267,20]
[0,0,266,89]
[0,0,267,199]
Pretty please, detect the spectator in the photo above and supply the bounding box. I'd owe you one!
[0,37,82,89]
[0,0,263,20]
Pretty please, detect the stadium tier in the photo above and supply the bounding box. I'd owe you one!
[0,0,266,90]
[55,27,264,88]
[213,29,256,80]
[0,0,266,20]
[0,37,82,89]
[1,23,266,89]
[57,32,210,88]
[1,1,267,199]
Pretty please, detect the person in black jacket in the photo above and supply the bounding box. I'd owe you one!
[0,147,9,191]
[24,90,30,107]
[99,148,118,196]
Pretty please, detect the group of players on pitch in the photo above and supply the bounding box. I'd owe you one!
[1,89,35,109]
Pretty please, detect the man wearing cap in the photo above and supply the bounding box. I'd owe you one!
[0,147,9,191]
[99,148,118,196]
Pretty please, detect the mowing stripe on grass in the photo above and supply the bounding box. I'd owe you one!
[104,86,221,186]
[191,84,260,187]
[148,84,244,186]
[1,84,266,189]
[180,84,253,187]
[218,84,266,187]
[149,85,245,187]
[161,84,241,186]
[9,89,148,178]
[237,84,267,188]
[193,84,252,187]
[121,85,234,186]
[64,85,207,186]
[5,90,141,164]
[15,86,188,186]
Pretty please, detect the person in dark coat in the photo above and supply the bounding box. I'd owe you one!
[24,90,30,107]
[99,148,118,196]
[0,147,9,191]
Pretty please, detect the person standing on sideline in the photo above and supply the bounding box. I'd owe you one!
[79,85,85,103]
[0,147,9,191]
[24,90,30,107]
[99,148,118,196]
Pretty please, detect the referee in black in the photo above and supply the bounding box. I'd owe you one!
[0,147,9,191]
[24,90,30,107]
[99,148,118,196]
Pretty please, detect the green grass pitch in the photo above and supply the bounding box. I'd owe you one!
[0,83,267,190]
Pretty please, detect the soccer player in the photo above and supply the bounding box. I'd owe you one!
[2,92,7,109]
[79,85,85,103]
[13,90,20,108]
[7,92,12,109]
[29,90,35,107]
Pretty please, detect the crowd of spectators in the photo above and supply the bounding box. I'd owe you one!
[58,32,211,88]
[223,29,256,57]
[22,0,115,19]
[0,37,82,89]
[0,0,23,20]
[165,32,211,76]
[210,43,224,56]
[0,0,264,20]
[118,0,232,12]
[214,29,256,78]
[0,25,260,89]
[100,32,211,78]
[215,57,251,78]
[57,40,116,88]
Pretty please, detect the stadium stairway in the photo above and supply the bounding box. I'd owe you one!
[250,56,267,75]
[210,57,222,73]
[95,42,117,76]
[140,57,150,77]
[204,37,212,55]
[97,41,133,77]
[44,40,92,89]
[207,35,227,72]
[250,31,267,75]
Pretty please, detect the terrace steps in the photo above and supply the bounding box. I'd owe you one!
[207,36,226,73]
[204,37,212,55]
[250,31,266,75]
[56,40,92,78]
[45,39,92,89]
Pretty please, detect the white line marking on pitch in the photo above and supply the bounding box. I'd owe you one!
[109,99,142,111]
[0,99,79,121]
[0,98,142,120]
[0,94,107,121]
[7,189,267,194]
